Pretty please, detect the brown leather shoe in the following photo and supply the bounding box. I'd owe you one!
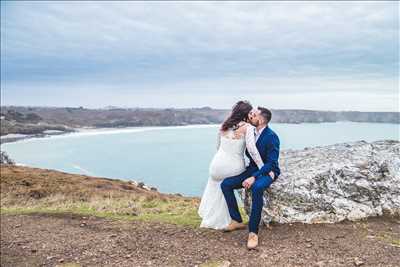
[223,220,246,232]
[247,232,258,249]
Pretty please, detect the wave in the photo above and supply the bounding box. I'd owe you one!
[71,124,219,137]
[1,124,220,144]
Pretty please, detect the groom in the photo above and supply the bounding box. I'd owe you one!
[221,107,280,249]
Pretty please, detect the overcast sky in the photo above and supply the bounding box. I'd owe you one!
[1,1,398,111]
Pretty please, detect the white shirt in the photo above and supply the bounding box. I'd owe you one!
[254,126,266,142]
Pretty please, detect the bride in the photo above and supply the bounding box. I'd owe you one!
[198,100,266,230]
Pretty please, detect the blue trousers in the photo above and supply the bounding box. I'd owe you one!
[221,168,273,234]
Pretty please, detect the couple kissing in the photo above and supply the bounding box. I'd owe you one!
[198,100,280,249]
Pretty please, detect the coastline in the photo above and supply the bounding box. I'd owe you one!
[2,120,399,145]
[2,122,398,197]
[0,124,221,145]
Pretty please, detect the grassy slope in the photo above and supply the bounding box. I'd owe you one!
[0,165,204,227]
[1,165,399,267]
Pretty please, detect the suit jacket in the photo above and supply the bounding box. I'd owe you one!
[245,125,281,179]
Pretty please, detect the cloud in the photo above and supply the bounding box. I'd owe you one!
[1,1,398,110]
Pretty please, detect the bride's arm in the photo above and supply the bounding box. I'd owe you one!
[251,134,279,180]
[245,124,275,179]
[244,124,263,168]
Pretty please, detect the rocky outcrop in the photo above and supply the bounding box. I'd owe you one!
[243,140,400,224]
[0,151,15,165]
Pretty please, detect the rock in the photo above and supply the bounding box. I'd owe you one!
[353,257,364,266]
[130,180,156,191]
[20,180,32,186]
[220,261,231,267]
[143,185,151,191]
[128,180,138,186]
[29,189,45,199]
[243,140,400,224]
[130,210,139,216]
[0,151,15,164]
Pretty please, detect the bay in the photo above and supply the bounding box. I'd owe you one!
[2,122,399,196]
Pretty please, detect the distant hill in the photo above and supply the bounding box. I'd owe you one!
[0,106,398,136]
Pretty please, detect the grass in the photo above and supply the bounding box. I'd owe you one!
[356,220,400,248]
[0,165,249,228]
[1,196,202,227]
[1,195,248,228]
[0,165,202,227]
[377,232,400,248]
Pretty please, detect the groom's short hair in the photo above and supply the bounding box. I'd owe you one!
[258,107,272,123]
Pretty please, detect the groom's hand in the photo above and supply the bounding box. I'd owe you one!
[269,171,275,180]
[242,176,255,189]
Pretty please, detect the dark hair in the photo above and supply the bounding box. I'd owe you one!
[258,107,272,123]
[221,101,253,131]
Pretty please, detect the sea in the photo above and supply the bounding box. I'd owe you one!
[1,122,399,196]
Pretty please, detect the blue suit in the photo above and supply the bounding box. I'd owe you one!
[221,126,280,234]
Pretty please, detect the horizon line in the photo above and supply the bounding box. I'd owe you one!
[1,104,399,114]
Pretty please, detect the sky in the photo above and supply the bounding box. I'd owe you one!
[1,1,399,111]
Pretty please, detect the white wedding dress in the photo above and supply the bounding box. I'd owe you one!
[198,129,246,229]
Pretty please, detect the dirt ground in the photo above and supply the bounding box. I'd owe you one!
[1,213,399,267]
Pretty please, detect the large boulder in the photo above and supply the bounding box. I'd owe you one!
[243,140,400,224]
